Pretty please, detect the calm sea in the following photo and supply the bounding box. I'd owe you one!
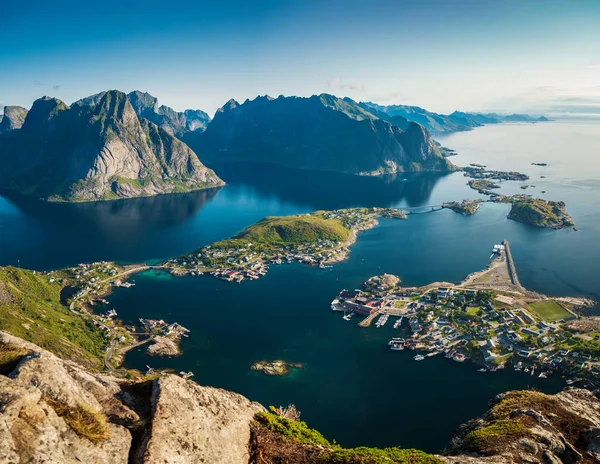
[0,121,598,451]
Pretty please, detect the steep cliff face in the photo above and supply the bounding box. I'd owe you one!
[0,91,223,201]
[77,90,211,137]
[0,106,28,134]
[186,94,454,176]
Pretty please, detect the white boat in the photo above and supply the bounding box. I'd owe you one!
[566,379,575,385]
[538,372,548,379]
[414,354,425,361]
[478,368,487,372]
[524,367,530,373]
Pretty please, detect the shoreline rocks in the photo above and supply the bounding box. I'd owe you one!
[145,336,182,357]
[250,360,303,376]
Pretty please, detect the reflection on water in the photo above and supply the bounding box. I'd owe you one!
[0,166,456,270]
[212,162,450,209]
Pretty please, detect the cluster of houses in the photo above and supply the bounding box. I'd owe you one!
[139,318,190,338]
[333,275,600,381]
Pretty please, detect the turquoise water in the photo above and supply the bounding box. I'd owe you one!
[1,121,599,451]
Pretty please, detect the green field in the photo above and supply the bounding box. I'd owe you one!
[212,213,350,251]
[527,300,571,322]
[0,266,107,367]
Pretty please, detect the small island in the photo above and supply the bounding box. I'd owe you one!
[250,360,303,376]
[468,179,500,194]
[507,198,574,229]
[442,200,482,215]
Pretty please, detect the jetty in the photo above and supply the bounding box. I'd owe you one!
[358,309,381,328]
[503,240,526,293]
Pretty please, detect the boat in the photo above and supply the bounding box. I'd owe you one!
[478,368,487,372]
[179,371,194,379]
[514,362,523,371]
[566,379,575,385]
[414,354,425,361]
[393,317,403,329]
[342,312,353,321]
[538,372,548,379]
[524,367,530,373]
[531,367,535,376]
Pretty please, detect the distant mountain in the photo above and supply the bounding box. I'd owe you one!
[185,94,455,176]
[75,90,211,137]
[0,106,28,134]
[0,90,223,201]
[361,102,474,133]
[362,103,550,133]
[447,111,500,127]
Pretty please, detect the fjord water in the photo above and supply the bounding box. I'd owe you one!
[1,121,599,451]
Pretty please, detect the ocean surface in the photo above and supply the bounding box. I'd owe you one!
[0,121,599,451]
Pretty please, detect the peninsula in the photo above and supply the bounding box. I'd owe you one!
[164,207,407,281]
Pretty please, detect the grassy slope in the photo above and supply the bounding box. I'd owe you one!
[253,411,442,464]
[528,300,571,322]
[0,266,106,368]
[212,213,350,252]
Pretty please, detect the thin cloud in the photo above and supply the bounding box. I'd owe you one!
[53,85,60,90]
[34,80,44,86]
[327,77,365,92]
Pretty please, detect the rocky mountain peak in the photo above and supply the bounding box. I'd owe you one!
[0,106,28,134]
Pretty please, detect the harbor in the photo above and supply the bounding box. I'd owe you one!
[331,242,597,384]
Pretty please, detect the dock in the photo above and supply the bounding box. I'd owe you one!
[358,309,381,328]
[503,240,526,293]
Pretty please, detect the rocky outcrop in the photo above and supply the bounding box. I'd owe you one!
[0,331,264,464]
[2,331,600,464]
[145,336,181,357]
[0,331,134,463]
[0,91,223,201]
[443,389,600,463]
[136,375,264,464]
[0,106,28,134]
[186,94,455,176]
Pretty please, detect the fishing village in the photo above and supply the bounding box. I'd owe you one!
[162,207,407,282]
[331,241,599,386]
[38,261,191,375]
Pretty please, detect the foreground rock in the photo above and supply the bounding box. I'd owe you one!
[136,375,264,463]
[443,389,600,463]
[145,336,181,357]
[0,331,263,464]
[1,330,600,463]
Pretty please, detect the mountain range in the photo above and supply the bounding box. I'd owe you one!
[75,90,211,137]
[361,102,549,133]
[0,89,550,201]
[0,91,223,201]
[185,94,455,176]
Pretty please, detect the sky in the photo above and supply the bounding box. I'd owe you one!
[1,0,599,118]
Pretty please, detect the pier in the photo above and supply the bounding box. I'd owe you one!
[503,240,526,293]
[358,309,381,327]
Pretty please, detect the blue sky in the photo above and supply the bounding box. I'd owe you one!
[1,0,599,117]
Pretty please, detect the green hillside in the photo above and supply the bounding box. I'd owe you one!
[0,266,106,367]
